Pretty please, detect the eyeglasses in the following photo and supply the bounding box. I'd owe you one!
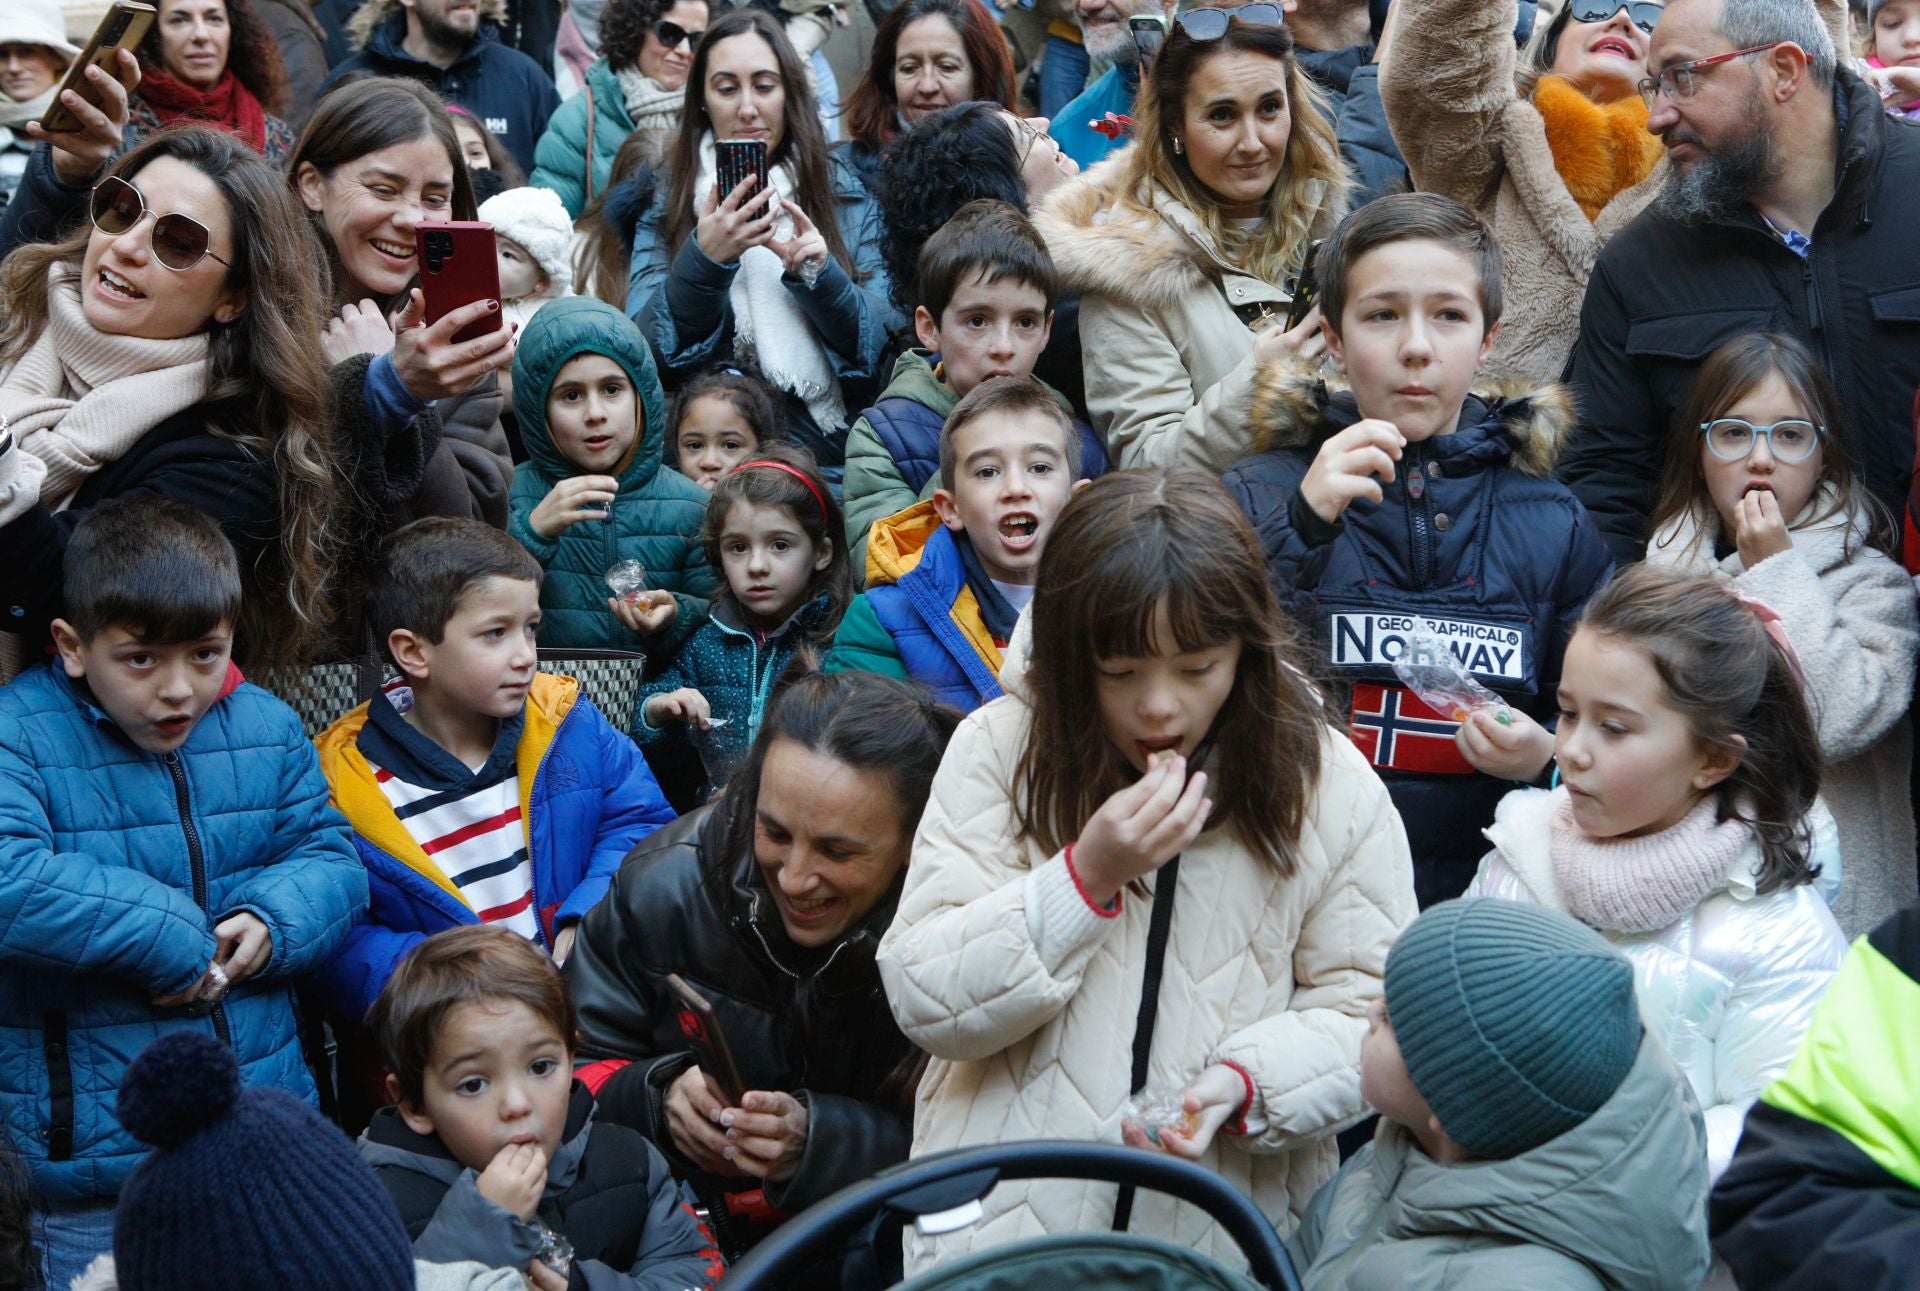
[653,19,704,49]
[1564,0,1664,35]
[1174,3,1285,43]
[1638,43,1778,108]
[1700,417,1823,463]
[1007,114,1052,165]
[89,175,231,272]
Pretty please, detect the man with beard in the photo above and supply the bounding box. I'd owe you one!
[1049,0,1177,168]
[323,0,560,173]
[1560,0,1920,562]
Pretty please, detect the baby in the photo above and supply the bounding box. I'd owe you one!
[478,186,574,336]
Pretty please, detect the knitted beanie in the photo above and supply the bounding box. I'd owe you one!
[1385,898,1643,1160]
[112,1031,415,1291]
[479,186,575,297]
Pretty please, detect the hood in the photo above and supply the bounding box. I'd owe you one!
[883,349,957,411]
[359,1081,596,1195]
[512,296,668,490]
[349,0,508,52]
[1367,1030,1711,1288]
[863,498,945,588]
[1247,355,1576,479]
[1645,483,1873,574]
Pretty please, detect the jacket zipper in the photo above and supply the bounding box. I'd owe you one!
[1406,447,1433,589]
[164,751,232,1049]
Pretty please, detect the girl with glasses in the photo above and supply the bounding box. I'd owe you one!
[1646,331,1918,941]
[531,0,712,218]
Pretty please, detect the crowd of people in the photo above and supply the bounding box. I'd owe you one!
[2,0,1920,1285]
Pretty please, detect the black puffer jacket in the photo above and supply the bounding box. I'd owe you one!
[564,807,917,1215]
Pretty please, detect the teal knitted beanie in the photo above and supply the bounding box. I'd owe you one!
[1385,898,1643,1160]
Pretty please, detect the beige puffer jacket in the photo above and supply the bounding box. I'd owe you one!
[1034,157,1343,475]
[875,618,1419,1274]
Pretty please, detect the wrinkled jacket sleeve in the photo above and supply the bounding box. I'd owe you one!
[1546,497,1615,687]
[0,146,89,260]
[507,467,559,565]
[575,1140,722,1290]
[822,596,910,678]
[1223,456,1339,597]
[781,189,898,383]
[429,378,516,528]
[632,630,704,745]
[842,414,918,563]
[314,900,431,1024]
[1378,0,1513,207]
[1210,743,1414,1149]
[409,1169,543,1266]
[562,700,676,923]
[530,94,591,220]
[631,223,736,377]
[1561,255,1660,562]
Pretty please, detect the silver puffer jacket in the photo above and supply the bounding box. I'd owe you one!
[1468,788,1849,1181]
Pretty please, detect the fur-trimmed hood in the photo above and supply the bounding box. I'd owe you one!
[1246,354,1577,478]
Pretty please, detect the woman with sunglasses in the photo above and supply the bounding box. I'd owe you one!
[0,125,337,677]
[629,7,897,478]
[1035,4,1347,474]
[532,0,712,218]
[839,0,1017,194]
[125,0,297,163]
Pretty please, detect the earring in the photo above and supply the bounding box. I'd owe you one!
[1171,135,1184,155]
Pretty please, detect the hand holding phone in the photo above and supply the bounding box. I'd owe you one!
[418,221,504,345]
[667,974,747,1105]
[1285,239,1324,331]
[37,2,153,138]
[1129,15,1168,76]
[715,138,768,200]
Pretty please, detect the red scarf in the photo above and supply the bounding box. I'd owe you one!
[137,68,268,153]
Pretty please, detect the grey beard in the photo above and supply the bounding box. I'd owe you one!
[1655,124,1778,226]
[1085,25,1139,66]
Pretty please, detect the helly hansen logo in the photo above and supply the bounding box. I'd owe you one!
[1330,614,1525,680]
[486,118,509,134]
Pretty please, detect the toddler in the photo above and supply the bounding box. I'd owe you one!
[669,365,787,491]
[1865,0,1920,117]
[479,186,575,337]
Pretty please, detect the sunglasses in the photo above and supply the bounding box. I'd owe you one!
[1173,2,1285,42]
[653,18,704,49]
[1564,0,1664,34]
[89,175,231,272]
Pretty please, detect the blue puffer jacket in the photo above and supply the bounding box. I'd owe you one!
[0,664,366,1202]
[311,673,676,1022]
[1222,360,1613,908]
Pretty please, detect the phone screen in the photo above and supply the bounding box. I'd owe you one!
[1130,17,1167,77]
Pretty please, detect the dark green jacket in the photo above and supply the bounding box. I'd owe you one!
[529,59,635,220]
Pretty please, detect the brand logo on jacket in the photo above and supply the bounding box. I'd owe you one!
[1330,614,1525,680]
[1348,684,1474,775]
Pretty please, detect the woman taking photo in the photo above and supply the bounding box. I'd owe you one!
[1036,7,1346,474]
[531,0,713,218]
[629,7,896,474]
[840,0,1016,192]
[127,0,296,162]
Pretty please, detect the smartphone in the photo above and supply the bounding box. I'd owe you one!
[715,138,769,204]
[37,1,156,137]
[666,973,747,1107]
[416,221,503,346]
[1129,15,1168,78]
[1285,239,1325,331]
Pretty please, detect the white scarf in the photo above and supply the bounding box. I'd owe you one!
[693,133,845,434]
[0,85,55,131]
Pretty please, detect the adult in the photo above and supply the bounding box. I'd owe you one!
[1560,0,1906,561]
[0,0,76,206]
[324,0,561,175]
[840,0,1016,192]
[1036,10,1346,473]
[565,671,958,1243]
[253,0,332,130]
[628,8,897,473]
[126,0,296,163]
[0,125,337,676]
[530,0,712,218]
[1050,0,1172,169]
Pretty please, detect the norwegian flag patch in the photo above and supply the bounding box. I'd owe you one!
[1348,683,1475,775]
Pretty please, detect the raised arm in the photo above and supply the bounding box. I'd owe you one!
[1378,0,1518,206]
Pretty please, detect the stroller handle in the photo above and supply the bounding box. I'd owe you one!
[716,1139,1303,1291]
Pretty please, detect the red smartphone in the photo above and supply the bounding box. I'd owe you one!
[666,973,747,1107]
[416,221,503,345]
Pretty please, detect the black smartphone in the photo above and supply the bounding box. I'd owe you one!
[715,138,768,202]
[666,973,747,1106]
[1285,239,1325,331]
[1129,15,1168,77]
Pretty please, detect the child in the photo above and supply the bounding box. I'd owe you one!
[669,365,787,491]
[825,376,1087,712]
[313,518,677,1024]
[1468,564,1850,1182]
[508,296,717,651]
[876,471,1418,1273]
[361,926,722,1290]
[1864,0,1920,118]
[1291,898,1713,1288]
[0,497,366,1288]
[1223,191,1613,909]
[636,445,853,790]
[1645,333,1918,940]
[841,199,1106,564]
[451,104,525,184]
[479,187,575,338]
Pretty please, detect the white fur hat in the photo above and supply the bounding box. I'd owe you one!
[479,186,574,298]
[0,0,81,64]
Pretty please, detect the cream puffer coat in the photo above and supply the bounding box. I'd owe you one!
[1468,788,1848,1181]
[1644,495,1919,940]
[1034,158,1344,475]
[876,618,1419,1273]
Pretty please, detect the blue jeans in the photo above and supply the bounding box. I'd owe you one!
[1040,33,1091,120]
[33,1196,116,1291]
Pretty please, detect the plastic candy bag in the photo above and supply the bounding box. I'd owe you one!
[1122,1090,1199,1148]
[605,559,654,606]
[1393,618,1511,724]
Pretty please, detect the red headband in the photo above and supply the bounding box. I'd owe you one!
[731,459,827,517]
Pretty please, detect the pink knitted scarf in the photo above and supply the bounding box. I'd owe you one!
[1549,792,1752,934]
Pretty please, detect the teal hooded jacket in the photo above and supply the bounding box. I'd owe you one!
[509,297,717,652]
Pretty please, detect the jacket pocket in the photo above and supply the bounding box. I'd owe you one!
[1869,286,1920,323]
[43,1012,73,1162]
[1626,309,1781,360]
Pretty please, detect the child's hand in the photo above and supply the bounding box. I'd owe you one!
[607,590,679,637]
[322,298,397,366]
[665,1065,737,1176]
[1732,489,1794,568]
[1456,707,1553,782]
[150,962,227,1008]
[721,1089,811,1182]
[212,912,273,987]
[1252,303,1327,369]
[1072,752,1211,906]
[1299,419,1405,525]
[525,1259,568,1291]
[1121,1065,1246,1160]
[476,1142,547,1221]
[550,924,577,966]
[1867,63,1920,100]
[528,475,618,539]
[644,687,713,729]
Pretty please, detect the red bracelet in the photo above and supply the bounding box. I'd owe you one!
[1064,843,1121,918]
[1219,1061,1256,1137]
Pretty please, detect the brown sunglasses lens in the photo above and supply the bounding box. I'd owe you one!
[90,177,142,235]
[151,214,212,270]
[90,177,214,269]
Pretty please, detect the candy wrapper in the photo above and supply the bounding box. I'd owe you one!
[605,559,658,607]
[1392,618,1512,724]
[1122,1091,1199,1148]
[535,1224,574,1277]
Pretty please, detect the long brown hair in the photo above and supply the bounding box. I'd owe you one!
[0,126,338,667]
[843,0,1015,152]
[699,443,853,638]
[140,0,291,117]
[1015,470,1326,873]
[658,8,855,278]
[574,130,661,307]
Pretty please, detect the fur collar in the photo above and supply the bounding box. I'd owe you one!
[1532,76,1665,221]
[1246,354,1576,477]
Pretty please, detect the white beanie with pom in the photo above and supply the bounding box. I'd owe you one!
[479,186,575,298]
